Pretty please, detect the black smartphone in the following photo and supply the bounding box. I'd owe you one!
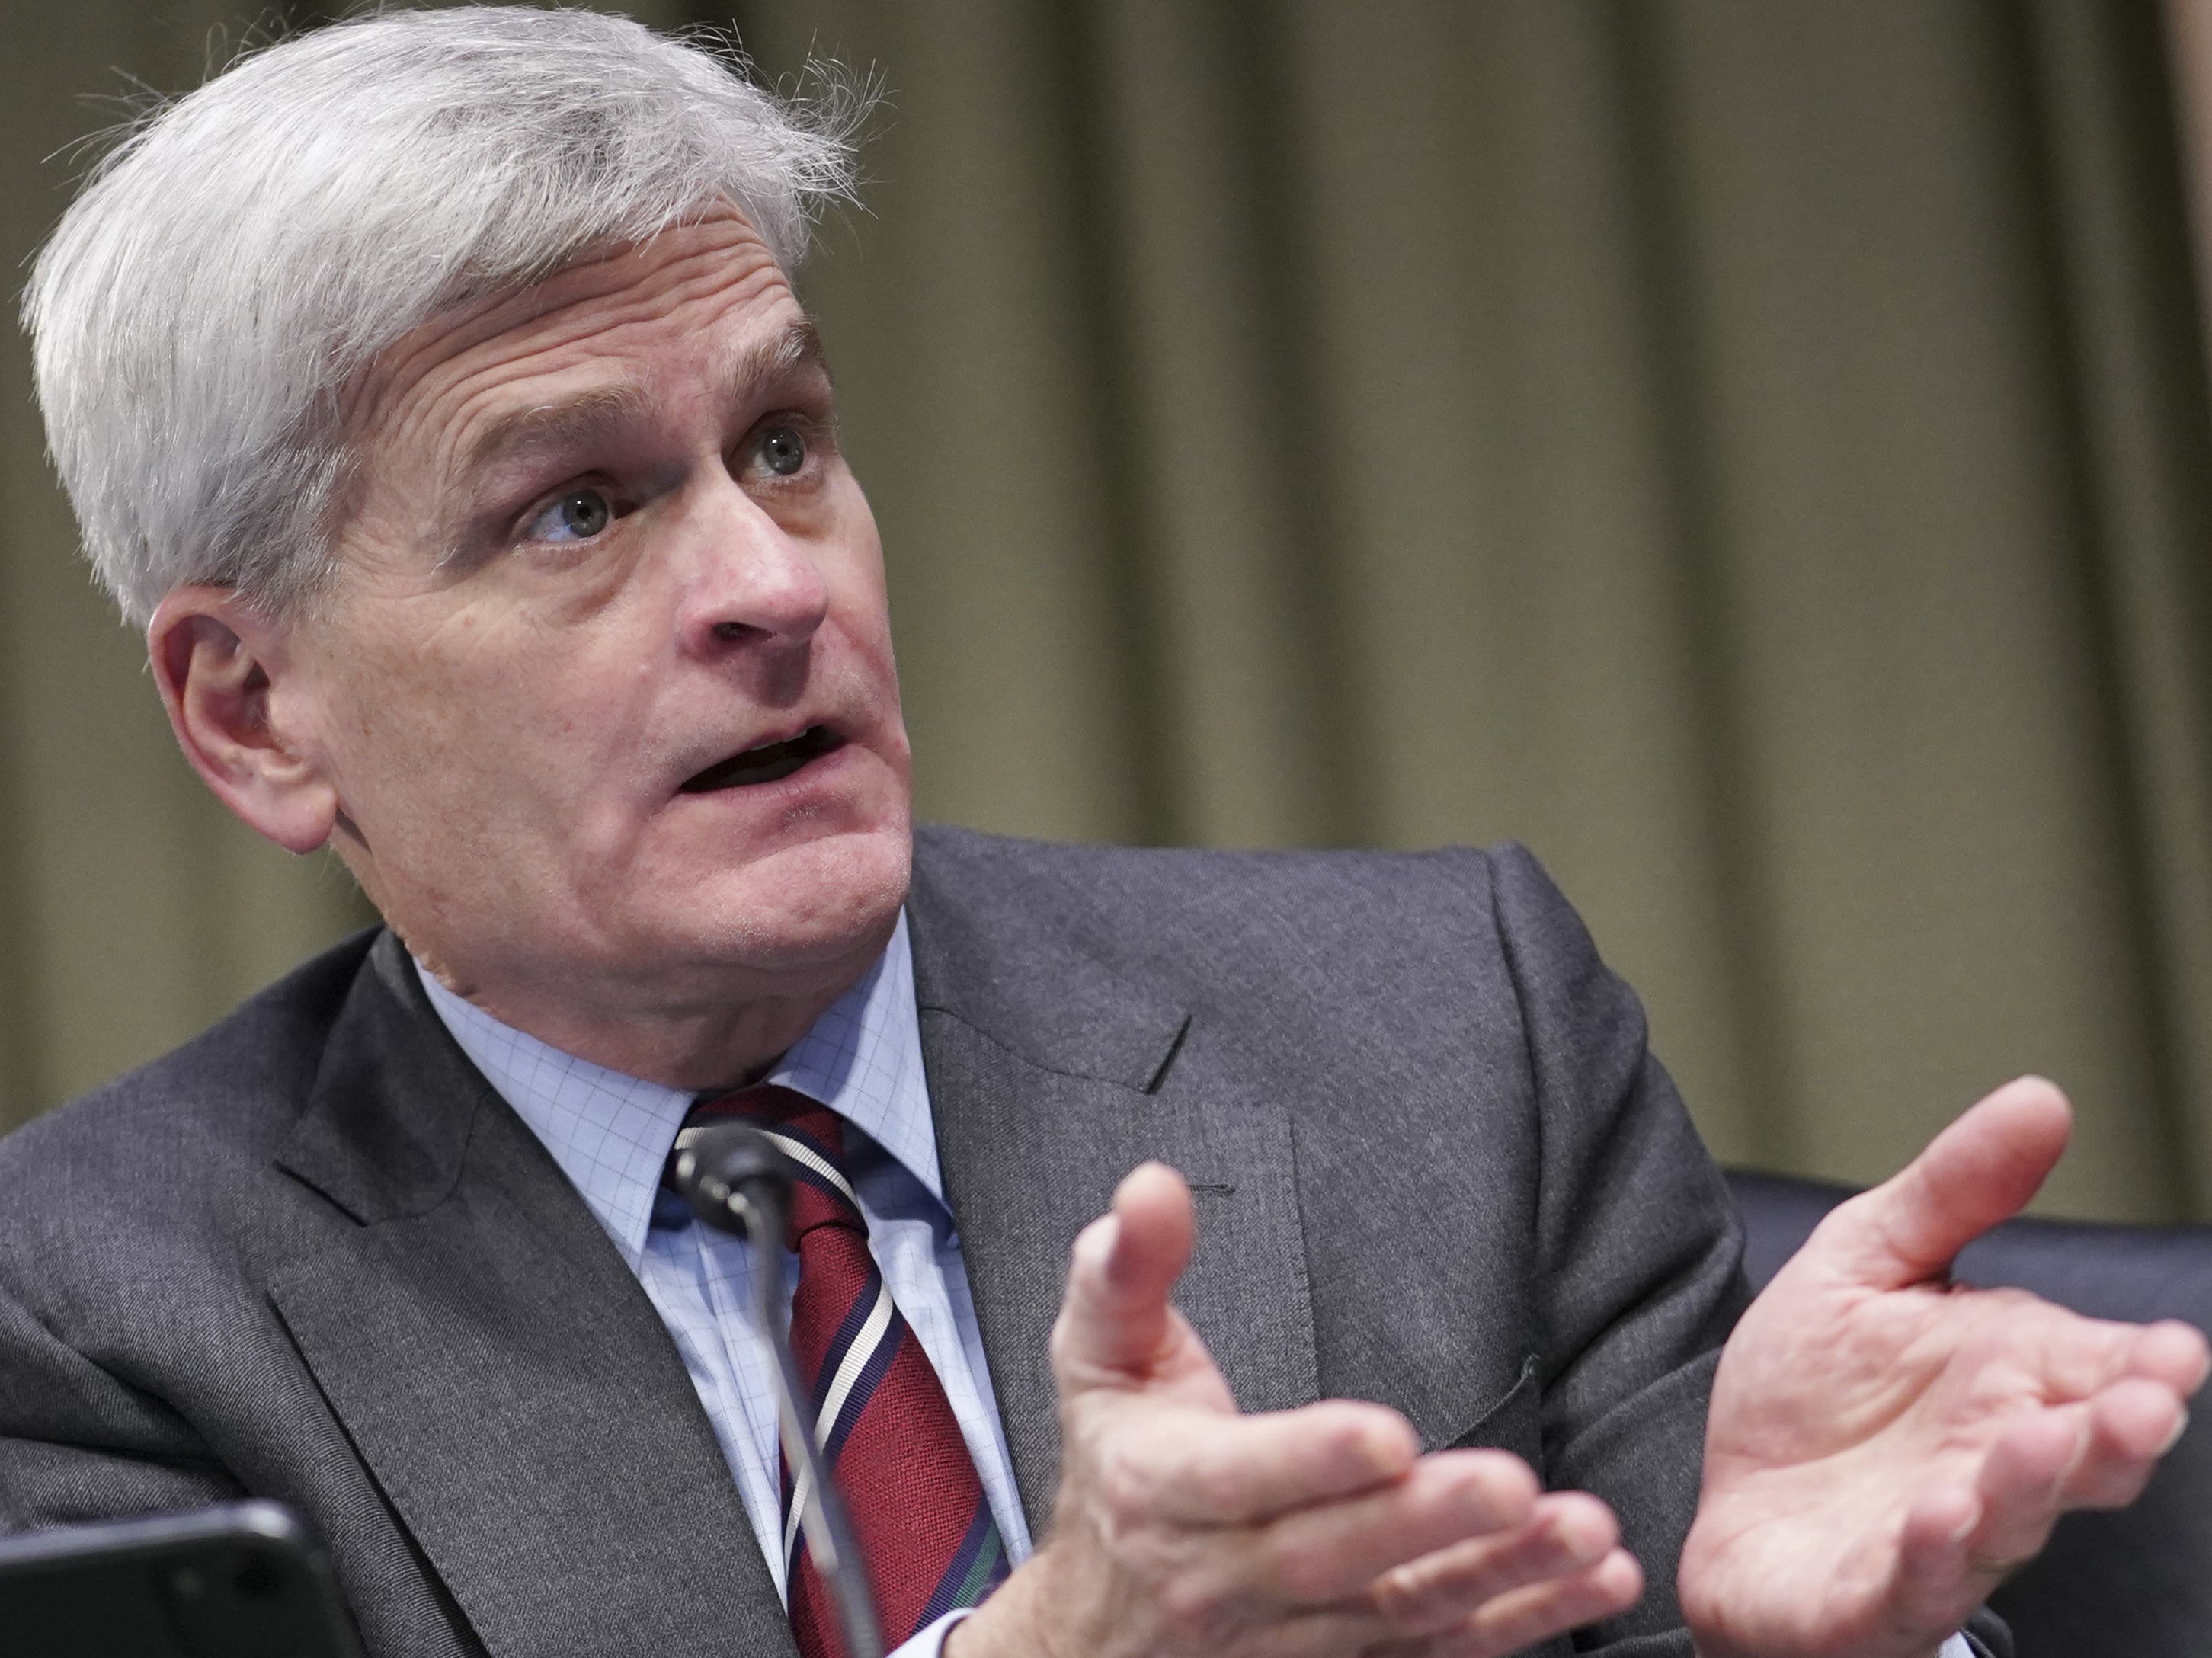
[0,1501,363,1657]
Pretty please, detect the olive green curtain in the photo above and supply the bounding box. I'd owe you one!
[3,1,2209,1223]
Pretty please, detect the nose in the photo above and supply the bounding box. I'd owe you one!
[674,475,831,662]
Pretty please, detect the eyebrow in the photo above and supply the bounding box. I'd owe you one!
[712,314,832,401]
[463,381,658,476]
[461,315,833,478]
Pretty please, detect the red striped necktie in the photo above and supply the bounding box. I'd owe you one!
[671,1084,1009,1658]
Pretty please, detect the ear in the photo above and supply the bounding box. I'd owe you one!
[148,587,339,855]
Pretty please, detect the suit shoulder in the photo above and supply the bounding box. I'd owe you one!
[912,821,1526,917]
[0,928,379,1208]
[908,824,1601,1009]
[912,824,1590,946]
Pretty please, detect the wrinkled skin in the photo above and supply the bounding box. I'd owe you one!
[151,210,911,1085]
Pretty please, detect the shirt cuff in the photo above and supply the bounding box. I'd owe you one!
[891,1608,972,1658]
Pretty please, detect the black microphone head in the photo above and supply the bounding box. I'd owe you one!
[674,1122,795,1240]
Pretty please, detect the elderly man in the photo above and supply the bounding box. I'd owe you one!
[1,10,2201,1658]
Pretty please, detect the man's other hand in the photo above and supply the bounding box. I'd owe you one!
[1679,1077,2211,1658]
[947,1163,1642,1658]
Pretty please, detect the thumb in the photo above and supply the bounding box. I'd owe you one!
[1052,1161,1197,1386]
[1807,1074,2072,1289]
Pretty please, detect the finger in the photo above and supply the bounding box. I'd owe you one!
[1398,1548,1643,1658]
[1964,1407,2082,1572]
[1114,1397,1420,1525]
[1256,1450,1541,1606]
[1892,1483,1983,1634]
[1367,1490,1618,1635]
[1893,1408,2079,1627]
[1053,1163,1196,1384]
[2127,1319,2212,1396]
[1810,1077,2071,1288]
[2060,1379,2190,1510]
[1921,1295,2194,1410]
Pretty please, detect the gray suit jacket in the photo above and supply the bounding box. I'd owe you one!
[0,830,1751,1656]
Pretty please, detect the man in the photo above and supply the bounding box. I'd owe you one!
[2,10,2201,1658]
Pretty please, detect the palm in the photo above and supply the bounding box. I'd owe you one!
[1692,1268,2089,1650]
[1679,1080,2207,1658]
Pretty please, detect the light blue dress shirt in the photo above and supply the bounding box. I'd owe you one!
[418,911,1030,1658]
[418,913,1975,1658]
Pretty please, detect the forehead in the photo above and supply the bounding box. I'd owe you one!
[344,210,801,469]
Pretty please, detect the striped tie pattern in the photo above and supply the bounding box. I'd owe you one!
[670,1085,1009,1658]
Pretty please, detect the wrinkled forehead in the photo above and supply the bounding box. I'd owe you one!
[339,209,803,470]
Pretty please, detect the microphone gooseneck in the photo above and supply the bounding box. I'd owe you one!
[677,1122,886,1658]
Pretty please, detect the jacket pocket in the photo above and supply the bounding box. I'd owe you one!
[1443,1352,1541,1460]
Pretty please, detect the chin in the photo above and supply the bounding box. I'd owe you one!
[657,817,913,977]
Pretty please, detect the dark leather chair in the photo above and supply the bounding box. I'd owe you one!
[1725,1170,2212,1658]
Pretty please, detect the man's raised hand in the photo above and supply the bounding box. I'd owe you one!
[1679,1077,2211,1658]
[948,1163,1644,1658]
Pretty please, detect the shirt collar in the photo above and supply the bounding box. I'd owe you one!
[415,911,940,1269]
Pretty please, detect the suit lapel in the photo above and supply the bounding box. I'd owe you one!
[270,935,792,1658]
[264,839,1324,1638]
[906,837,1319,1536]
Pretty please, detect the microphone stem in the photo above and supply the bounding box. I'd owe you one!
[747,1190,885,1658]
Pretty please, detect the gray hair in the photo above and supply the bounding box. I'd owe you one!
[23,5,862,627]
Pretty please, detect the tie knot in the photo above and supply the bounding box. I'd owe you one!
[666,1083,861,1236]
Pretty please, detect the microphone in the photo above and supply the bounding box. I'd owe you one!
[676,1122,885,1658]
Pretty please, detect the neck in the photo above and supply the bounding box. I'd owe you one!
[410,918,896,1091]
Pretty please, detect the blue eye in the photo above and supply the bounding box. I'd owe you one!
[758,424,806,477]
[524,487,612,543]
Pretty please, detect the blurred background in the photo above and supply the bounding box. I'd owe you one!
[3,0,2211,1221]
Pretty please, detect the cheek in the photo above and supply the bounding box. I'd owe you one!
[326,616,626,835]
[840,577,898,677]
[821,506,900,695]
[831,587,906,765]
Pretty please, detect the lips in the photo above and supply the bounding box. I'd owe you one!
[680,725,845,793]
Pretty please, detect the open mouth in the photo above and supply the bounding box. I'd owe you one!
[680,725,845,793]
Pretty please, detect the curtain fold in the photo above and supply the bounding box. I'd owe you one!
[3,0,2208,1223]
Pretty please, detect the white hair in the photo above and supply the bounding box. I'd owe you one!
[23,5,863,627]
